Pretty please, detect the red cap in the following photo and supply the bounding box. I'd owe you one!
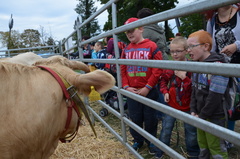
[124,18,139,25]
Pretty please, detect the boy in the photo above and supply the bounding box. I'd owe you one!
[120,17,163,154]
[88,42,96,72]
[94,41,108,70]
[188,30,229,159]
[155,36,199,159]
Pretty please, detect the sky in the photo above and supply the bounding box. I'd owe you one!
[0,0,195,49]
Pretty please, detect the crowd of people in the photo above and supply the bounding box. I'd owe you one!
[120,4,239,159]
[71,4,239,159]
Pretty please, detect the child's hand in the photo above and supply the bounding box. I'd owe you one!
[137,87,150,97]
[164,93,169,102]
[126,87,139,94]
[174,70,186,80]
[191,112,199,118]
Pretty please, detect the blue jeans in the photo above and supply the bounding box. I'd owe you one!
[156,112,200,158]
[127,88,158,146]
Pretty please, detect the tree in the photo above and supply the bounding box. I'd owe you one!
[0,28,57,51]
[0,30,22,49]
[46,36,55,46]
[98,0,178,41]
[179,13,205,37]
[75,0,101,37]
[39,25,49,46]
[21,29,40,48]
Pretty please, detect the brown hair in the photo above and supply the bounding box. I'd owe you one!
[188,30,212,51]
[170,36,188,50]
[137,8,154,18]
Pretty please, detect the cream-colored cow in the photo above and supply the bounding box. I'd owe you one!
[1,52,42,65]
[0,54,115,158]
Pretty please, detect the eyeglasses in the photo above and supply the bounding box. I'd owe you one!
[125,28,138,34]
[170,49,186,54]
[187,43,205,50]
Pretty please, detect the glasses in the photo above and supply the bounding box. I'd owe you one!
[187,43,205,50]
[170,49,186,54]
[125,28,138,34]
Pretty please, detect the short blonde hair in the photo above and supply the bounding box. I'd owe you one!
[188,30,212,51]
[95,41,104,49]
[170,36,188,50]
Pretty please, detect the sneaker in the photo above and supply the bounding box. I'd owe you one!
[148,143,156,155]
[155,153,163,159]
[132,142,143,151]
[155,156,163,159]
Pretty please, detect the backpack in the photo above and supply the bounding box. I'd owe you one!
[104,54,117,75]
[223,77,240,121]
[95,49,108,69]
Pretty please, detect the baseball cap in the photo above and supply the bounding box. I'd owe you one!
[124,18,139,25]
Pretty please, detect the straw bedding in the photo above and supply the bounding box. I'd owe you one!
[50,119,135,159]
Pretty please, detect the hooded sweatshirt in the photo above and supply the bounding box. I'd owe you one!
[121,39,163,90]
[143,24,169,60]
[190,52,229,119]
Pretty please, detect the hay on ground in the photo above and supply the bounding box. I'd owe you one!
[50,118,135,159]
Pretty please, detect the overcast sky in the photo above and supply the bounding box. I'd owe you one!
[0,0,195,48]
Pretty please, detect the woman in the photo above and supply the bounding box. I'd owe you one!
[206,4,240,63]
[206,4,240,148]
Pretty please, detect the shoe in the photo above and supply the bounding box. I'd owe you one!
[148,143,156,155]
[132,142,143,151]
[225,141,234,149]
[155,153,163,159]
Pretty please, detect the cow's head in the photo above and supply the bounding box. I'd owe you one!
[34,56,115,95]
[34,55,90,73]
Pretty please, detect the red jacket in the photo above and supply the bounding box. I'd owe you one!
[160,69,192,112]
[121,39,163,90]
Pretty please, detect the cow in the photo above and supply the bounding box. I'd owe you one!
[1,52,42,65]
[0,54,115,158]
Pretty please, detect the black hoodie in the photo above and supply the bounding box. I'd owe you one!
[190,52,229,119]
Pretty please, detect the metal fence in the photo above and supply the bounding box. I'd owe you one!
[2,0,240,158]
[65,0,240,159]
[0,45,62,58]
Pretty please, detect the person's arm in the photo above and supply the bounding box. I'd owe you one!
[107,39,114,54]
[92,51,97,59]
[160,70,172,95]
[190,86,198,117]
[120,49,129,89]
[206,20,213,36]
[146,48,163,89]
[234,40,240,52]
[160,70,173,102]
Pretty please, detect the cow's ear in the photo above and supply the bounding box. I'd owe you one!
[76,70,115,95]
[65,60,90,73]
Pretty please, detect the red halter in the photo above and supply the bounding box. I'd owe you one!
[37,66,81,143]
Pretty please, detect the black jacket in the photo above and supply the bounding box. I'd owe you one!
[190,52,229,119]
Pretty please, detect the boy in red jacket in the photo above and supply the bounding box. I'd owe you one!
[121,18,163,154]
[155,36,199,159]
